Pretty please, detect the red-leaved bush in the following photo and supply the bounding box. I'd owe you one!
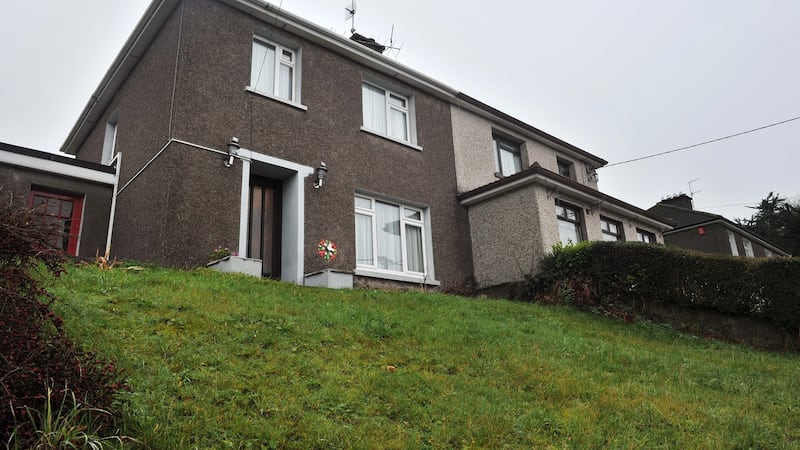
[0,193,126,444]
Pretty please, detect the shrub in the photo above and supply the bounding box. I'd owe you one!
[526,241,800,332]
[0,194,126,445]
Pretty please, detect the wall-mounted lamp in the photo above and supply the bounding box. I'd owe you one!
[224,136,240,168]
[314,162,328,189]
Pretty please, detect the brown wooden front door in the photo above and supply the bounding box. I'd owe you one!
[248,178,282,278]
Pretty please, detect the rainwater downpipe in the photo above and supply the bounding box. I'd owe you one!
[105,152,122,256]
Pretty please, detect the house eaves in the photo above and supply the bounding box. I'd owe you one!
[454,93,608,169]
[61,0,182,155]
[665,217,791,256]
[458,163,670,230]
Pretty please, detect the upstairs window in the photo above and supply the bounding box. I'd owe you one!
[362,82,413,143]
[29,190,84,256]
[492,134,522,177]
[250,37,297,102]
[556,201,583,245]
[636,228,656,244]
[600,216,624,241]
[557,158,574,180]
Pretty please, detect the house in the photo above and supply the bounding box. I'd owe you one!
[5,0,671,291]
[451,94,670,288]
[0,142,116,258]
[648,194,790,257]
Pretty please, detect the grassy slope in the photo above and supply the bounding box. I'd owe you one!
[50,266,799,449]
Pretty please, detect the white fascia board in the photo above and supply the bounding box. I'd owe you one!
[0,150,115,185]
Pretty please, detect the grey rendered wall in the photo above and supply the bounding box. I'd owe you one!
[467,184,554,287]
[450,106,599,194]
[0,166,112,258]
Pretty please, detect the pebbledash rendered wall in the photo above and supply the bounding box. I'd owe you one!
[72,0,474,289]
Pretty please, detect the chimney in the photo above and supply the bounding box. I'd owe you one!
[350,33,386,53]
[660,193,694,210]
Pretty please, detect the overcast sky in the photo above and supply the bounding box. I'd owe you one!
[2,0,798,220]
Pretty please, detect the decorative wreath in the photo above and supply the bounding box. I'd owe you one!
[317,239,338,260]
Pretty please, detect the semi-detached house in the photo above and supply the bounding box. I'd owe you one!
[5,0,672,291]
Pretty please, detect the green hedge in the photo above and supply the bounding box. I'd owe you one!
[526,241,800,332]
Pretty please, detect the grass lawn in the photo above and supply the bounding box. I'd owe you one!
[50,265,800,449]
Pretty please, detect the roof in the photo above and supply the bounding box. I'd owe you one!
[0,141,116,186]
[648,201,791,256]
[1,141,114,173]
[61,0,608,167]
[457,162,671,230]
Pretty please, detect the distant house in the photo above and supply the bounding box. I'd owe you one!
[0,142,116,258]
[2,0,672,291]
[648,194,790,258]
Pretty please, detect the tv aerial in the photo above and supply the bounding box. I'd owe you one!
[345,0,356,34]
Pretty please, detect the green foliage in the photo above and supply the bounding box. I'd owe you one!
[0,194,127,446]
[737,192,800,256]
[7,384,135,449]
[50,265,800,448]
[527,241,800,332]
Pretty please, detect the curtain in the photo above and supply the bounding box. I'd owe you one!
[355,213,374,265]
[389,108,408,141]
[405,224,423,273]
[278,63,293,101]
[251,41,275,95]
[375,201,402,271]
[362,84,387,134]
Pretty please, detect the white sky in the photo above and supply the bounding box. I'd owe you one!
[2,0,799,220]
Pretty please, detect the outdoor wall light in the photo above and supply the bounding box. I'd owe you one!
[224,136,240,168]
[314,162,328,189]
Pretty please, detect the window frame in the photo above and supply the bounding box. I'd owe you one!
[636,228,656,244]
[742,238,754,258]
[727,230,739,256]
[360,80,419,148]
[492,133,522,177]
[28,189,84,256]
[354,194,432,281]
[248,36,303,107]
[600,216,624,241]
[557,157,574,180]
[555,200,583,245]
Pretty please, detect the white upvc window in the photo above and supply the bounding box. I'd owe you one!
[742,238,754,258]
[250,37,296,102]
[727,230,739,256]
[355,195,427,276]
[362,82,412,143]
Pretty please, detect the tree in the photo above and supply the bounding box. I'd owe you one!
[737,192,800,256]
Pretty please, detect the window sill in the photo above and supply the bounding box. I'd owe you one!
[359,127,423,151]
[354,268,440,286]
[245,87,308,111]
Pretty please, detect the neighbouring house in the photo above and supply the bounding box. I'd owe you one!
[648,194,790,258]
[0,142,116,258]
[451,94,671,288]
[3,0,671,291]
